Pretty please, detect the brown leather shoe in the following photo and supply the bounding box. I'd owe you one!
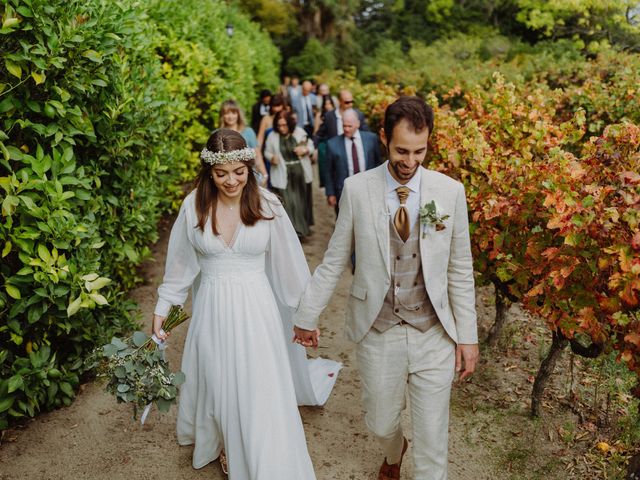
[378,437,408,480]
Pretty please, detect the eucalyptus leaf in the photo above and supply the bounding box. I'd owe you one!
[102,344,117,357]
[156,398,172,413]
[132,331,148,348]
[117,383,130,393]
[172,371,186,386]
[110,338,127,350]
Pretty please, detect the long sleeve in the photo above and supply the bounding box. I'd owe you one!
[447,183,478,344]
[265,193,311,307]
[292,181,354,330]
[154,195,201,317]
[264,133,277,162]
[324,141,337,197]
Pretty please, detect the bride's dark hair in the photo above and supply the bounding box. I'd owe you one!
[194,129,273,234]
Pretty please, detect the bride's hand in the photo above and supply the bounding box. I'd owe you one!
[152,314,168,341]
[292,326,320,348]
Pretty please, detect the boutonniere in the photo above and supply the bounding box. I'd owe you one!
[419,200,450,238]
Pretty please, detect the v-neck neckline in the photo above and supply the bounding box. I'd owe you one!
[218,222,242,250]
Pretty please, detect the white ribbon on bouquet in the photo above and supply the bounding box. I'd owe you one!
[140,330,167,425]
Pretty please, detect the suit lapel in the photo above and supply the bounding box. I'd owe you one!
[367,165,390,275]
[419,168,433,280]
[338,135,348,173]
[361,134,371,169]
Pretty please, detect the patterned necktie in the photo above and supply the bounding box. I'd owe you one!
[351,138,360,174]
[394,186,411,242]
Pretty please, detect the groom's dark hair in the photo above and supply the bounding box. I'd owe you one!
[383,96,434,143]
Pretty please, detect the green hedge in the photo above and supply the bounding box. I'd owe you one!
[0,0,279,429]
[147,0,280,205]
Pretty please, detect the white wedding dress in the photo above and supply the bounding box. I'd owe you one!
[154,189,341,480]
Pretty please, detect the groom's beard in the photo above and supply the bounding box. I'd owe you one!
[390,161,420,181]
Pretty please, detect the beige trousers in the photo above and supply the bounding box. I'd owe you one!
[356,322,455,480]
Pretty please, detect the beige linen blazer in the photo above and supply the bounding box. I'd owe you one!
[293,164,478,344]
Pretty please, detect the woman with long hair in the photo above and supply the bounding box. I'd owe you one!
[264,110,314,238]
[218,99,268,186]
[256,94,288,189]
[256,93,287,152]
[152,129,340,479]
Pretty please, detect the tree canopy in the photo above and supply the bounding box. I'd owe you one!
[236,0,640,78]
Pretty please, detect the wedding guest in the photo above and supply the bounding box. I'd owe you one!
[218,99,268,185]
[279,75,291,101]
[250,89,272,133]
[256,93,287,154]
[315,83,338,112]
[264,110,314,238]
[316,89,369,142]
[313,94,337,188]
[292,80,316,138]
[256,94,288,187]
[325,108,381,215]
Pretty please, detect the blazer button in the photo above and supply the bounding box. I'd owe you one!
[414,282,418,286]
[394,308,400,313]
[412,253,417,258]
[396,255,401,260]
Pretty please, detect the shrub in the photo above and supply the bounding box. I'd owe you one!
[0,0,279,429]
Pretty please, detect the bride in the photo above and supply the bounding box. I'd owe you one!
[152,128,340,479]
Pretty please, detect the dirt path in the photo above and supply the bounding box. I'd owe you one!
[0,179,498,480]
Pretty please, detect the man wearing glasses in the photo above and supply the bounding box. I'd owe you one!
[316,89,370,142]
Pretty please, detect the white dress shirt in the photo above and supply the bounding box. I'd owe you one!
[384,161,421,230]
[301,94,313,126]
[345,131,366,177]
[335,108,343,135]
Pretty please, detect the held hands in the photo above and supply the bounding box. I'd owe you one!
[455,344,480,383]
[293,325,320,349]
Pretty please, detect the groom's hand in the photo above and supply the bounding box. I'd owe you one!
[293,326,319,349]
[455,344,479,383]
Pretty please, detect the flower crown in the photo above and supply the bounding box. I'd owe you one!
[200,147,256,165]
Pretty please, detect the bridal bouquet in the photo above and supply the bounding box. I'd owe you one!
[96,305,189,422]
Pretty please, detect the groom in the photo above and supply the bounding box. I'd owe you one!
[293,96,479,480]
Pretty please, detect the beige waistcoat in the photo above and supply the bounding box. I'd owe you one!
[372,219,439,333]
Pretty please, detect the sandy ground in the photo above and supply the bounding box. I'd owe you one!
[0,179,498,480]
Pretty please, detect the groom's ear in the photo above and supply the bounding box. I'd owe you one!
[379,127,388,148]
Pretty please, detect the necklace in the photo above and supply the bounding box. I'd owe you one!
[219,201,238,211]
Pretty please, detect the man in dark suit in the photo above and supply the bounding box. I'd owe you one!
[250,89,271,133]
[325,109,381,214]
[316,89,369,142]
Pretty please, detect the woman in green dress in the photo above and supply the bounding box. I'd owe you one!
[264,110,314,238]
